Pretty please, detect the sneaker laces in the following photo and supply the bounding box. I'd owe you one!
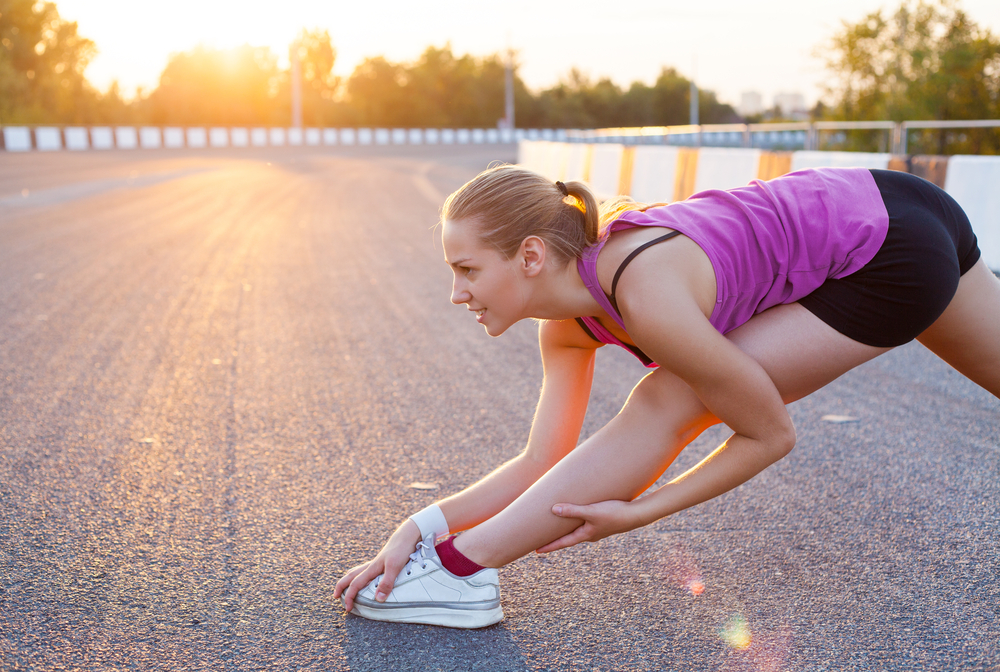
[374,536,433,589]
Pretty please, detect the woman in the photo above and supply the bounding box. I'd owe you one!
[334,165,1000,629]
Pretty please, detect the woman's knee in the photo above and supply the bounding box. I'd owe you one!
[623,369,717,442]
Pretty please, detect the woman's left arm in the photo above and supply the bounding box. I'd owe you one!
[540,283,797,551]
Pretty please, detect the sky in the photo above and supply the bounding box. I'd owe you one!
[57,0,1000,110]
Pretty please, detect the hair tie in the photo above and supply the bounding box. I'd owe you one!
[555,181,569,197]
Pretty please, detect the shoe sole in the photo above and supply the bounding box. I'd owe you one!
[349,602,504,629]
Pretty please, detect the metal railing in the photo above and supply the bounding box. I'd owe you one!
[565,119,1000,154]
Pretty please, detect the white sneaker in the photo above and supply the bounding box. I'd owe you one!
[346,535,504,629]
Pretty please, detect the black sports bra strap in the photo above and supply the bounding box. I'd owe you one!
[609,230,682,317]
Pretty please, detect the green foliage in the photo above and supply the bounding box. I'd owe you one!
[820,0,1000,153]
[0,0,114,123]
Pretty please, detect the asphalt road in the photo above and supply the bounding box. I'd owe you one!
[1,145,998,672]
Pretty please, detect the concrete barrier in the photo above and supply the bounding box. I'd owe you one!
[485,129,499,144]
[3,127,32,151]
[305,128,321,146]
[287,127,303,146]
[441,129,456,144]
[343,128,359,145]
[374,128,390,145]
[563,143,590,182]
[390,128,405,144]
[790,151,891,171]
[357,128,373,145]
[209,128,229,148]
[269,127,286,146]
[115,127,138,149]
[187,128,208,149]
[500,128,514,144]
[139,127,162,149]
[91,127,113,150]
[629,146,680,203]
[35,127,62,151]
[65,127,89,151]
[673,148,700,201]
[757,151,792,181]
[424,128,440,144]
[589,144,625,200]
[472,129,486,144]
[164,127,185,148]
[249,128,267,147]
[693,148,762,193]
[322,128,338,145]
[944,155,1000,270]
[456,129,471,144]
[231,128,250,148]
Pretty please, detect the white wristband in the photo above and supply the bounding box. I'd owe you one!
[409,504,450,541]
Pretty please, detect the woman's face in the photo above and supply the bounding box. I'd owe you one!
[442,219,525,337]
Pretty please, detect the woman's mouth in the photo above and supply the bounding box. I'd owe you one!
[475,308,486,322]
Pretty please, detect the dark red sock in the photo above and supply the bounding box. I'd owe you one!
[435,536,486,577]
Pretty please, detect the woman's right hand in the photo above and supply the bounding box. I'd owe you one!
[334,518,423,612]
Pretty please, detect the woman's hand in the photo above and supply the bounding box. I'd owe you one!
[536,499,647,553]
[334,518,422,612]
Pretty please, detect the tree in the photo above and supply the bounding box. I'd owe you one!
[819,0,1000,152]
[144,45,281,125]
[0,0,105,123]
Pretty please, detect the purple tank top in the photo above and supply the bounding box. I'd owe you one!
[576,167,889,367]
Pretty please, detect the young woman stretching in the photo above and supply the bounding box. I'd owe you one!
[334,165,1000,628]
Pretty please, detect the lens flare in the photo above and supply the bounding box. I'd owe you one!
[686,579,705,595]
[719,614,752,650]
[660,540,706,596]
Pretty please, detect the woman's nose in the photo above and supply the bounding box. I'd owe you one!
[451,278,470,305]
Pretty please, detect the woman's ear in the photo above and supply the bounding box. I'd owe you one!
[520,236,546,277]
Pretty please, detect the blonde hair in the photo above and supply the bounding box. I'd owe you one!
[441,164,664,263]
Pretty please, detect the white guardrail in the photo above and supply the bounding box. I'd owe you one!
[518,140,1000,271]
[0,126,568,151]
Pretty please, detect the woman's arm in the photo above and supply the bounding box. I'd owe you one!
[336,319,598,608]
[540,272,797,551]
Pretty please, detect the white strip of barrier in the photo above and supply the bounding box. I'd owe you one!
[693,148,762,193]
[944,155,1000,270]
[554,129,568,142]
[305,128,321,146]
[441,129,456,144]
[65,127,89,151]
[390,128,406,144]
[590,144,625,200]
[187,128,207,148]
[164,127,185,148]
[630,146,680,203]
[408,128,423,144]
[375,128,390,145]
[231,128,249,147]
[425,128,439,144]
[564,143,588,182]
[209,128,229,148]
[540,129,554,141]
[517,139,541,173]
[790,151,891,171]
[91,127,114,149]
[140,127,162,149]
[269,127,286,146]
[472,129,485,144]
[115,127,138,149]
[342,128,358,145]
[485,129,499,144]
[456,129,471,144]
[3,127,32,151]
[357,128,373,145]
[500,128,514,144]
[250,128,268,147]
[323,128,338,145]
[288,127,303,146]
[35,127,62,151]
[515,129,528,141]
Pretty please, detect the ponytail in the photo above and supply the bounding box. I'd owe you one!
[441,164,603,264]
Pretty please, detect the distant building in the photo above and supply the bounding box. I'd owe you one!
[774,92,807,118]
[739,91,763,117]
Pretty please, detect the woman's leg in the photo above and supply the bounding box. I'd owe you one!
[916,258,1000,397]
[455,303,890,568]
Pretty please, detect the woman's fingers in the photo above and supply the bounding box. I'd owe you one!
[552,502,590,519]
[372,556,409,603]
[342,561,385,612]
[334,564,367,599]
[535,523,594,553]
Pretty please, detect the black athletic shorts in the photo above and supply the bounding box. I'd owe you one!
[798,169,981,348]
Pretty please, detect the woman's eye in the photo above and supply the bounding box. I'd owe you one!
[461,267,474,276]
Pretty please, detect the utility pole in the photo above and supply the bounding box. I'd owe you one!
[290,41,303,128]
[503,46,515,130]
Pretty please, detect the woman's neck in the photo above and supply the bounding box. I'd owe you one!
[521,257,602,321]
